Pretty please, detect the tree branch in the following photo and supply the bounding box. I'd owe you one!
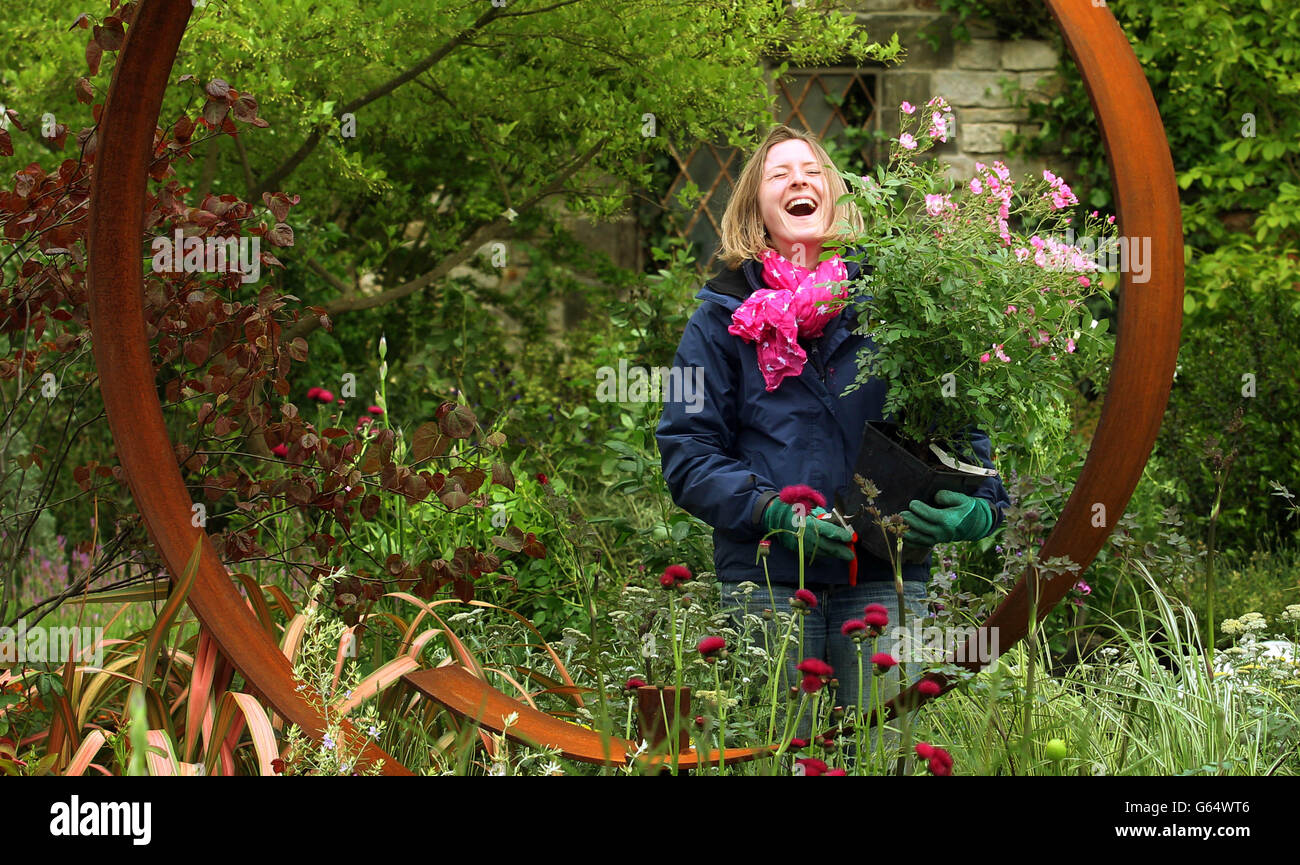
[195,134,221,201]
[281,133,611,344]
[231,132,256,199]
[497,0,587,18]
[306,256,356,297]
[250,4,508,200]
[282,219,509,344]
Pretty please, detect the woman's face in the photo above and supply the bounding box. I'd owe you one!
[758,138,830,266]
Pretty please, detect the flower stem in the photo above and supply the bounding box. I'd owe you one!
[668,591,683,696]
[770,695,810,771]
[855,647,865,769]
[870,637,885,776]
[767,603,799,745]
[714,662,727,774]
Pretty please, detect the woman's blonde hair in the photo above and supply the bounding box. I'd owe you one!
[717,125,864,269]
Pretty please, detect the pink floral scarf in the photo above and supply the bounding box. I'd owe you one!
[727,247,849,391]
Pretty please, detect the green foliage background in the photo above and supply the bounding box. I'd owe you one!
[2,0,1296,641]
[937,0,1300,552]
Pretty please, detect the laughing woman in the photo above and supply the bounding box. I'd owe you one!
[654,125,1010,735]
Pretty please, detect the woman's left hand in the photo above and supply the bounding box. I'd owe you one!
[900,490,994,546]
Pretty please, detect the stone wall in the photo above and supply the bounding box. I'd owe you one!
[851,0,1065,183]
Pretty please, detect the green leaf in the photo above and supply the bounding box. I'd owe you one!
[603,440,636,458]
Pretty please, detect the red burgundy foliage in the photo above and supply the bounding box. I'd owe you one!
[0,4,543,626]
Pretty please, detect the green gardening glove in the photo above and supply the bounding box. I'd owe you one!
[900,490,994,547]
[763,501,855,561]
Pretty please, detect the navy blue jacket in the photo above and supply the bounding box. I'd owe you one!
[655,249,1010,586]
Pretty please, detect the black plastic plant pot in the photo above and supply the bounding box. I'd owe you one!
[836,420,997,566]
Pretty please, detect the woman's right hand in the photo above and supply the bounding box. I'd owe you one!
[762,500,855,561]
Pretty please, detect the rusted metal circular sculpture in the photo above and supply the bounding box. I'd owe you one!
[86,0,1180,770]
[86,0,409,775]
[890,0,1185,718]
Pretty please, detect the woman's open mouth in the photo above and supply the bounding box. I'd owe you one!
[785,197,819,218]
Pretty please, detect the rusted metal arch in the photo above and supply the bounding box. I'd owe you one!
[86,0,1180,770]
[85,0,408,774]
[890,0,1184,717]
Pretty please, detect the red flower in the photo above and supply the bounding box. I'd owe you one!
[623,677,647,692]
[915,742,953,775]
[795,757,828,776]
[871,652,897,672]
[536,473,549,485]
[271,443,288,458]
[779,484,826,511]
[801,674,824,694]
[824,768,848,776]
[698,636,727,658]
[271,758,285,774]
[356,416,373,430]
[792,588,818,609]
[367,405,384,415]
[306,387,322,400]
[917,679,942,698]
[796,658,833,678]
[659,564,691,589]
[840,619,867,638]
[788,737,808,751]
[315,389,335,403]
[864,604,889,632]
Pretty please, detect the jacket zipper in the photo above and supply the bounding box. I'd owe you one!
[811,343,826,384]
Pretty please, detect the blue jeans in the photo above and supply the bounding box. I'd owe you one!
[717,579,929,743]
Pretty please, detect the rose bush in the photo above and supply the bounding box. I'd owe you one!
[832,97,1116,460]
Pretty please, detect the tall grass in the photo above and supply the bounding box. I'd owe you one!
[919,559,1297,776]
